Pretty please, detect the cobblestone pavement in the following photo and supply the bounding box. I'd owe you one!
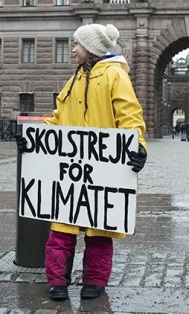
[1,135,189,313]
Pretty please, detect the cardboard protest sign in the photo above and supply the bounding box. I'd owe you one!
[19,124,139,234]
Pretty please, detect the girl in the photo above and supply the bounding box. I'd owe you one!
[16,23,147,300]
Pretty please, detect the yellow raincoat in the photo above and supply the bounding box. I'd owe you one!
[44,55,147,239]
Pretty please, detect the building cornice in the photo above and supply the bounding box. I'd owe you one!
[0,5,189,20]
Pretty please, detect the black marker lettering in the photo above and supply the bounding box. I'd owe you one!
[58,130,67,157]
[59,162,69,181]
[55,182,74,221]
[67,131,77,157]
[73,184,93,227]
[121,134,134,164]
[35,128,47,154]
[104,187,117,231]
[88,185,104,228]
[25,127,35,153]
[88,131,98,161]
[119,188,136,233]
[37,180,50,219]
[69,162,82,182]
[76,130,88,159]
[21,177,36,217]
[45,130,58,155]
[109,133,122,164]
[99,132,109,162]
[51,181,56,219]
[83,164,93,184]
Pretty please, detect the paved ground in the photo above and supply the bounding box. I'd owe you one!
[1,135,189,313]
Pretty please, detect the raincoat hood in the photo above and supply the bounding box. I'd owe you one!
[100,54,130,74]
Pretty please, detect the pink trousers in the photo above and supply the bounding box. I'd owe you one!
[45,230,113,287]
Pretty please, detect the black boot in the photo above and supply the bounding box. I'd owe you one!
[49,286,68,300]
[81,285,105,299]
[48,253,74,301]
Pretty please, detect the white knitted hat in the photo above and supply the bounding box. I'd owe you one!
[73,23,119,57]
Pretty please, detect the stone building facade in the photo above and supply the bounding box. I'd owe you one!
[1,0,189,138]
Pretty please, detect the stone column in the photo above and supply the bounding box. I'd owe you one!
[132,12,151,134]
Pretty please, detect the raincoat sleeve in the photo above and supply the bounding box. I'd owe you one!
[43,77,73,126]
[111,68,147,150]
[43,109,60,125]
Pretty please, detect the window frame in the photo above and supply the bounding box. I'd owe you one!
[22,38,35,64]
[56,0,70,6]
[55,38,69,64]
[19,93,35,113]
[23,0,35,6]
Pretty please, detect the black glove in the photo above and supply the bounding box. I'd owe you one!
[14,134,27,153]
[127,143,147,173]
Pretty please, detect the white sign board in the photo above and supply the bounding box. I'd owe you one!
[19,124,139,234]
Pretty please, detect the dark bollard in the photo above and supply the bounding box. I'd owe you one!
[181,131,186,141]
[14,115,50,268]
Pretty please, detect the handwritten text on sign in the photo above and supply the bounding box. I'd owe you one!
[20,124,138,234]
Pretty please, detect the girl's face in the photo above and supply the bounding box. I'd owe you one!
[72,41,88,64]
